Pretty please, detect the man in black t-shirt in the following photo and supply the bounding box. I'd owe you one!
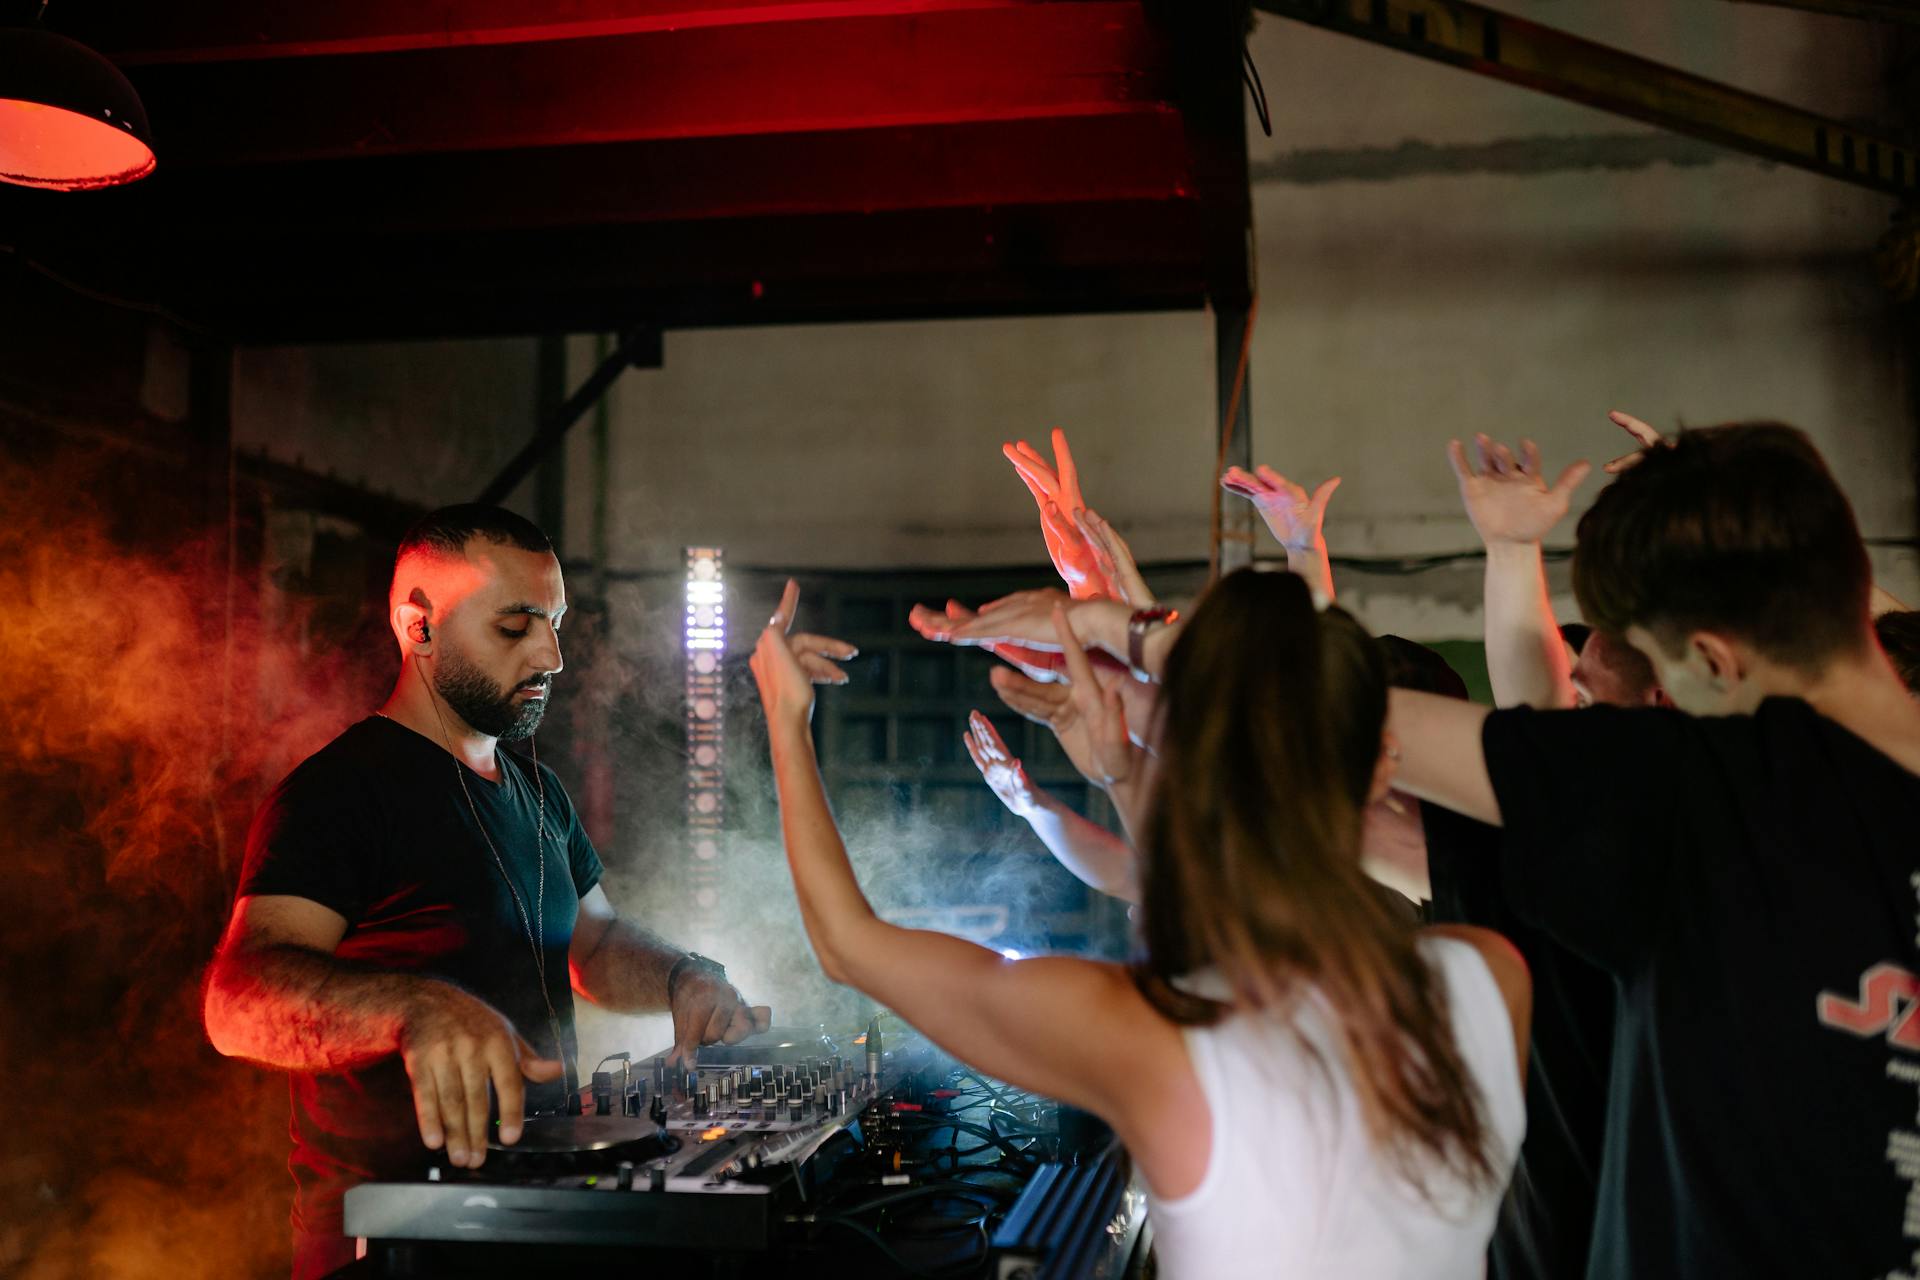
[203,505,854,1280]
[1392,424,1920,1279]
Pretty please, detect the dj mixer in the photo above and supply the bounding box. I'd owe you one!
[341,1022,1151,1278]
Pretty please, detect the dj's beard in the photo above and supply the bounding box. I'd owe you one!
[433,645,551,741]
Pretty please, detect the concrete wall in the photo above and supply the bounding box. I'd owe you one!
[232,337,541,509]
[231,0,1920,640]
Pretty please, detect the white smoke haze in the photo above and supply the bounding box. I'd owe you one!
[570,570,1076,1065]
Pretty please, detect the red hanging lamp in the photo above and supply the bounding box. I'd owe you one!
[0,21,154,190]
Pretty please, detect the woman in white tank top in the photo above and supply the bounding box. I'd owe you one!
[751,568,1531,1278]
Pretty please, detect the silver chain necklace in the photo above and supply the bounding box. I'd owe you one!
[381,690,571,1096]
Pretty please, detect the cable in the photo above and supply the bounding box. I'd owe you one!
[798,1190,998,1278]
[1242,47,1272,137]
[1232,0,1272,137]
[800,1214,957,1278]
[832,1183,1009,1218]
[889,1115,1041,1167]
[0,243,208,334]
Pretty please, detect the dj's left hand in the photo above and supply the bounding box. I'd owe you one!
[751,579,857,729]
[668,971,772,1069]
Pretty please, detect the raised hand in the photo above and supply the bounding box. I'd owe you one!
[910,599,1133,688]
[1602,409,1668,474]
[1075,507,1155,609]
[1052,605,1135,787]
[963,711,1045,818]
[916,587,1077,653]
[987,666,1101,784]
[1220,465,1340,554]
[1447,434,1591,548]
[1004,428,1115,600]
[751,579,859,728]
[913,600,1069,682]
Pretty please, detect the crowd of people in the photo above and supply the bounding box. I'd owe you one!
[205,405,1920,1279]
[752,414,1920,1278]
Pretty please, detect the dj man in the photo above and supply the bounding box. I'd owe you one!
[204,505,845,1279]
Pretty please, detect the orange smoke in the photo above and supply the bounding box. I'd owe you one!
[0,447,390,1279]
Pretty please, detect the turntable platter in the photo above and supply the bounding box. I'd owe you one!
[693,1026,840,1067]
[491,1114,664,1154]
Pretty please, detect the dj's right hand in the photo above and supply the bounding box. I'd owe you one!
[398,981,563,1170]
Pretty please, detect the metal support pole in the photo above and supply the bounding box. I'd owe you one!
[475,326,661,507]
[1254,0,1919,199]
[1151,1,1258,578]
[1213,302,1257,578]
[533,334,568,553]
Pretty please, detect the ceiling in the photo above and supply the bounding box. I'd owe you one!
[3,1,1254,342]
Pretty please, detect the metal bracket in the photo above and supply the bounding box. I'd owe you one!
[476,326,662,507]
[1255,0,1918,199]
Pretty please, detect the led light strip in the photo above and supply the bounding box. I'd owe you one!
[684,547,725,953]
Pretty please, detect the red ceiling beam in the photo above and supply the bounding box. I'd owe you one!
[75,1,1110,65]
[125,3,1167,166]
[5,199,1211,341]
[92,114,1190,236]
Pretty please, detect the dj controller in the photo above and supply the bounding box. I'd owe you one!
[340,1021,1152,1279]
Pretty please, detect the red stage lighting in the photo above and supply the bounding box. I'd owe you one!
[0,28,154,190]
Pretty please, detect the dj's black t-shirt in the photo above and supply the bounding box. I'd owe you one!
[236,716,603,1259]
[1481,697,1920,1280]
[1425,802,1613,1280]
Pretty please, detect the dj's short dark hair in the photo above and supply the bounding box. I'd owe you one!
[397,504,554,564]
[1878,610,1920,694]
[1572,423,1870,672]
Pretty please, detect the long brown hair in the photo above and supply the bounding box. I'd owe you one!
[1131,569,1497,1194]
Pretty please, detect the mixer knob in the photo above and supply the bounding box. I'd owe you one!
[649,1165,666,1192]
[616,1162,635,1191]
[788,1098,803,1122]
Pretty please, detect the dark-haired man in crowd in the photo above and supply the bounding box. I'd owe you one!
[202,505,846,1279]
[1391,423,1920,1279]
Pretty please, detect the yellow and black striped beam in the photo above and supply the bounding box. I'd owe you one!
[1255,0,1916,198]
[1723,0,1920,25]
